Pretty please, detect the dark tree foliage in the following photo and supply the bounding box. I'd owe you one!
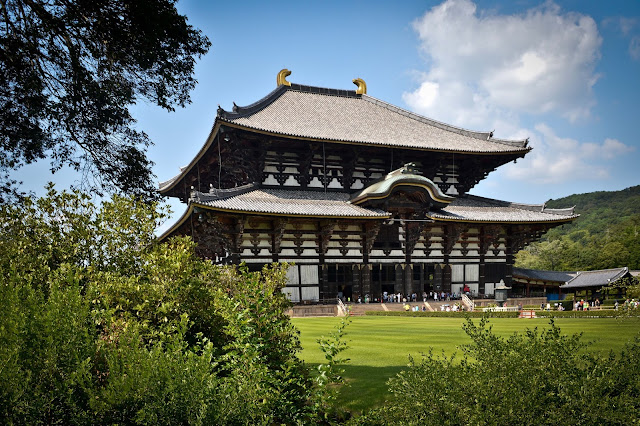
[0,0,210,202]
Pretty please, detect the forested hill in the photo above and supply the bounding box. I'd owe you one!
[515,185,640,271]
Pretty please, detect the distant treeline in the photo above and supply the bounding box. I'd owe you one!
[516,185,640,271]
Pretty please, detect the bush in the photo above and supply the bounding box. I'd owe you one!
[351,318,640,425]
[366,311,520,318]
[0,187,336,424]
[559,299,574,311]
[365,309,639,319]
[536,310,640,318]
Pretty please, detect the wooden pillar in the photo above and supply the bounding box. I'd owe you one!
[320,264,330,300]
[394,264,404,295]
[361,264,371,296]
[505,231,514,288]
[352,264,362,300]
[229,217,245,265]
[478,229,486,295]
[404,263,413,296]
[443,264,452,293]
[434,264,443,292]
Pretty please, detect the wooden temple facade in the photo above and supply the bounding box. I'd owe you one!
[160,70,578,303]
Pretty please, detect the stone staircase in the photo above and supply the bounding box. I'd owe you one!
[346,303,387,316]
[346,301,429,315]
[287,305,337,317]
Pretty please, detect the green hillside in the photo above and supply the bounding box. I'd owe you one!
[515,185,640,271]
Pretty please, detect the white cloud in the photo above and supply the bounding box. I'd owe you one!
[602,16,637,36]
[618,17,637,35]
[502,124,634,184]
[401,1,634,188]
[630,36,640,60]
[403,0,602,124]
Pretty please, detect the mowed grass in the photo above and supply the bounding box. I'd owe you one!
[291,316,640,414]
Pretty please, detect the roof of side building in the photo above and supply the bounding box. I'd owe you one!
[512,267,577,283]
[560,267,631,289]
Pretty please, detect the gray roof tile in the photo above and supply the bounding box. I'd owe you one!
[513,267,576,283]
[192,188,389,218]
[429,195,578,223]
[223,88,529,153]
[560,268,630,289]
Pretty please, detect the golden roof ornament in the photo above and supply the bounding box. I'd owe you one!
[353,78,367,94]
[277,69,292,87]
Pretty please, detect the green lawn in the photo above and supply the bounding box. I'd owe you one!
[292,316,640,414]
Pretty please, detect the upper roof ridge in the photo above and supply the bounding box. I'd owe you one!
[217,83,361,120]
[218,82,528,148]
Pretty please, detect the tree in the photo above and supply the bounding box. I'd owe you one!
[0,0,210,202]
[0,187,347,424]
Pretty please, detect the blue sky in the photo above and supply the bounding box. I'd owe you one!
[15,0,640,226]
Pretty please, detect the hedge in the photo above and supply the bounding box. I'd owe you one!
[364,310,640,319]
[365,311,520,318]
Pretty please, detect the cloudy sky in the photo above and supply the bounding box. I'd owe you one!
[16,0,640,225]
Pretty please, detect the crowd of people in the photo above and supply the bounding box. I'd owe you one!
[572,299,600,311]
[340,291,640,312]
[615,298,639,310]
[379,290,468,303]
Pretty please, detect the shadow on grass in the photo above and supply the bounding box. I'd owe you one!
[307,363,406,415]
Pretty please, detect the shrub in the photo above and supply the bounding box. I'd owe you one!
[0,188,337,424]
[351,318,640,425]
[365,309,639,319]
[365,311,520,318]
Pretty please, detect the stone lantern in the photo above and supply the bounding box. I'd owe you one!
[494,279,511,307]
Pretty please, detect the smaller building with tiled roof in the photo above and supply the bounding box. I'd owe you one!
[513,268,576,284]
[512,267,577,299]
[560,267,631,291]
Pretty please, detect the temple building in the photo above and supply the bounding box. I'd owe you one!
[159,70,578,303]
[513,267,633,301]
[512,268,577,299]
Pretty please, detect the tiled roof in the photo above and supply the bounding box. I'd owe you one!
[428,195,578,223]
[188,188,576,223]
[192,188,389,218]
[220,85,529,154]
[560,268,630,289]
[513,267,576,283]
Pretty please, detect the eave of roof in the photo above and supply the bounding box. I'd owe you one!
[158,187,391,241]
[428,194,578,224]
[193,188,389,218]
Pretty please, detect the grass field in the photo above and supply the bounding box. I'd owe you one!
[291,316,640,414]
